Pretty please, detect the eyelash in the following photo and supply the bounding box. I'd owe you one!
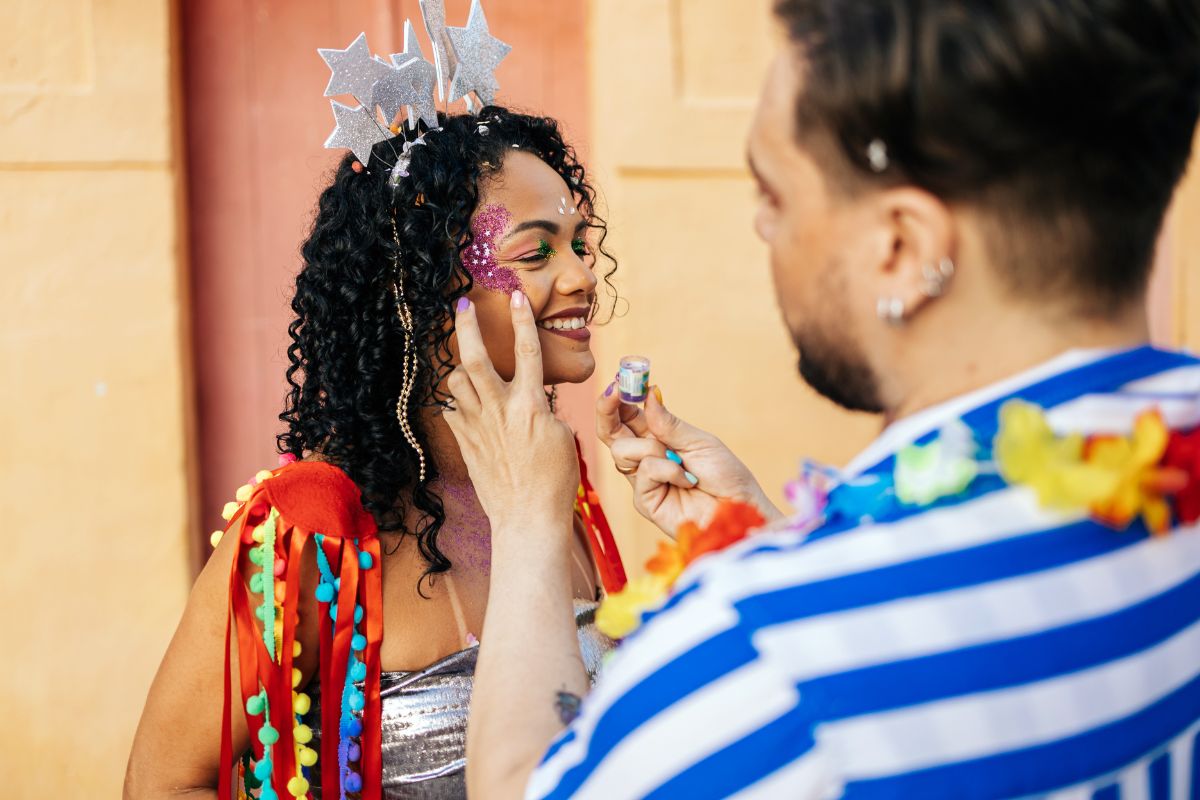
[517,237,590,264]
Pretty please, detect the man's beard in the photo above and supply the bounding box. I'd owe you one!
[793,324,884,414]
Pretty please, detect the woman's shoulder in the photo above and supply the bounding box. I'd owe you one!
[232,456,378,540]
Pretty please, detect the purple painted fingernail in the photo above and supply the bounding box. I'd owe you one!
[456,297,471,313]
[604,382,614,397]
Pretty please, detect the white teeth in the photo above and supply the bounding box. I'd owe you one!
[538,317,587,331]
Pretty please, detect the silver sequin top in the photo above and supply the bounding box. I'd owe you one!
[307,599,614,798]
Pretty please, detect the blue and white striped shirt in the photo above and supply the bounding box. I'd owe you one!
[529,346,1200,799]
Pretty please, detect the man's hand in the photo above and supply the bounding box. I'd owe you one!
[596,383,784,536]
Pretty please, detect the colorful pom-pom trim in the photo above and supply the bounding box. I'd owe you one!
[218,460,383,800]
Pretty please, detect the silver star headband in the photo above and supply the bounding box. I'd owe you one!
[318,0,512,173]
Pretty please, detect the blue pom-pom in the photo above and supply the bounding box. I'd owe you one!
[334,578,341,591]
[254,757,272,781]
[345,771,363,792]
[358,551,374,570]
[350,660,367,682]
[344,717,363,737]
[260,785,278,800]
[349,690,365,712]
[330,603,339,621]
[354,605,364,624]
[314,583,334,603]
[352,633,366,652]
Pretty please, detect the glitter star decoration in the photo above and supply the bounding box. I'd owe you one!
[446,0,511,106]
[385,20,440,131]
[419,0,457,103]
[324,100,390,166]
[318,32,394,107]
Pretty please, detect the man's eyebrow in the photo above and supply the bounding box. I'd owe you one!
[501,219,560,244]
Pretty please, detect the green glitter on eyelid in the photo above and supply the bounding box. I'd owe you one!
[537,239,557,258]
[572,238,588,254]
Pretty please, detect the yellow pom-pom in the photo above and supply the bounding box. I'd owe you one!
[221,501,240,521]
[256,469,274,483]
[293,691,311,715]
[235,483,254,502]
[293,640,302,658]
[252,526,265,543]
[210,530,224,548]
[293,723,313,744]
[286,775,310,797]
[292,667,302,688]
[273,618,284,638]
[298,746,319,767]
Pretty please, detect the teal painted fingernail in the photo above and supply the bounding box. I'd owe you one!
[665,450,683,466]
[684,471,699,486]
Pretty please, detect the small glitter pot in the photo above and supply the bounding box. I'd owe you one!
[617,356,651,404]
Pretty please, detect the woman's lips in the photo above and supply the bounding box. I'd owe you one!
[541,325,591,341]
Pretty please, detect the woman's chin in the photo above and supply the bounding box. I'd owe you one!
[544,351,596,385]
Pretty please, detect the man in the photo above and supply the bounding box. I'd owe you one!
[443,0,1200,796]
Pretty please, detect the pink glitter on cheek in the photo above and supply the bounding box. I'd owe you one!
[465,204,524,295]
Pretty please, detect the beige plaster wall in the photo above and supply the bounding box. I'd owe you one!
[0,0,193,795]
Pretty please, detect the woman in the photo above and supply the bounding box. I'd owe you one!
[125,107,624,799]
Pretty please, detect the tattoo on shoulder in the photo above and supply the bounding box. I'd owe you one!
[554,689,583,725]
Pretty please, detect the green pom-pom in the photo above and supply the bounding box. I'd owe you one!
[258,724,279,745]
[245,693,265,716]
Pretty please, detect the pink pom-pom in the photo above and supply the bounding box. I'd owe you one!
[279,453,298,466]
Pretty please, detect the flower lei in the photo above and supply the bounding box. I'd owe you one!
[597,399,1200,640]
[596,501,766,639]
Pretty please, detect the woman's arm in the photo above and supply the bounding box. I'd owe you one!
[124,523,320,798]
[443,292,589,798]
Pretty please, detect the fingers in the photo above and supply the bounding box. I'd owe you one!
[508,290,545,399]
[643,384,704,450]
[454,297,503,400]
[596,380,650,446]
[445,365,481,415]
[634,456,700,493]
[609,436,668,480]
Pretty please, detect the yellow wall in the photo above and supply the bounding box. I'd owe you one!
[0,0,192,796]
[587,0,1200,572]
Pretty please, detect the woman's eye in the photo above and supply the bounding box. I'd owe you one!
[518,239,557,264]
[571,238,589,256]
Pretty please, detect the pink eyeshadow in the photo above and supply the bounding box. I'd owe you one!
[464,204,523,295]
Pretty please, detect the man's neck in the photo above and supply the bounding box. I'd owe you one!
[885,300,1151,424]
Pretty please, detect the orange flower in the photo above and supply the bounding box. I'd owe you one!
[597,500,767,640]
[683,501,766,563]
[1084,410,1177,534]
[645,539,686,584]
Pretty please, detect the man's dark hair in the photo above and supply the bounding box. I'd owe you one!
[774,0,1200,315]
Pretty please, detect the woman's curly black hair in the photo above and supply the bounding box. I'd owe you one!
[277,106,618,584]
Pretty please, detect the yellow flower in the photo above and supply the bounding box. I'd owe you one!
[596,574,671,639]
[1085,410,1172,532]
[994,401,1119,509]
